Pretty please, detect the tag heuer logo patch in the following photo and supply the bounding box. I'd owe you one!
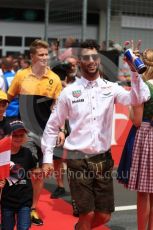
[72,90,81,98]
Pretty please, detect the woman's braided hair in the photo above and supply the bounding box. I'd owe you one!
[142,49,153,81]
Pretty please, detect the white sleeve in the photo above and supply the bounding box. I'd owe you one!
[41,91,69,163]
[114,72,150,105]
[0,77,6,92]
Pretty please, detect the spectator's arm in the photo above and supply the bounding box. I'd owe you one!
[129,104,144,127]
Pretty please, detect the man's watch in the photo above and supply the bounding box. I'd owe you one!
[59,128,67,134]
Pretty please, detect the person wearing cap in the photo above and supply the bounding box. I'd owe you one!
[1,120,37,230]
[0,90,11,139]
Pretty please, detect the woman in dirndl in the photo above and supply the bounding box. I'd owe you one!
[123,49,153,230]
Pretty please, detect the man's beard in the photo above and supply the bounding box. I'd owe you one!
[83,66,99,77]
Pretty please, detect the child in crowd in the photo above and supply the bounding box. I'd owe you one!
[1,120,37,230]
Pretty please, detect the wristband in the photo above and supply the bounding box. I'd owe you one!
[59,128,67,134]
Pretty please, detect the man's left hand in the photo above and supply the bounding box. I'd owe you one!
[56,131,65,147]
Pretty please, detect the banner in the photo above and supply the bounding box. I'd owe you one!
[0,136,11,179]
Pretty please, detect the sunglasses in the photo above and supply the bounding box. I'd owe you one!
[80,54,99,61]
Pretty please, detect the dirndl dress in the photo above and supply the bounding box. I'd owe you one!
[127,121,153,193]
[117,125,137,185]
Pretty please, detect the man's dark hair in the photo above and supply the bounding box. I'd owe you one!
[78,39,100,56]
[80,39,100,51]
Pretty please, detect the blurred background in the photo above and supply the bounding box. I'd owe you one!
[0,0,153,56]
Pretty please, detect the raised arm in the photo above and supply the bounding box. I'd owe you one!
[115,40,150,105]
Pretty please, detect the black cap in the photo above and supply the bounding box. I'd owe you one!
[10,120,27,132]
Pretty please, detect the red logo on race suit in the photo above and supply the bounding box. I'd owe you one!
[111,103,132,166]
